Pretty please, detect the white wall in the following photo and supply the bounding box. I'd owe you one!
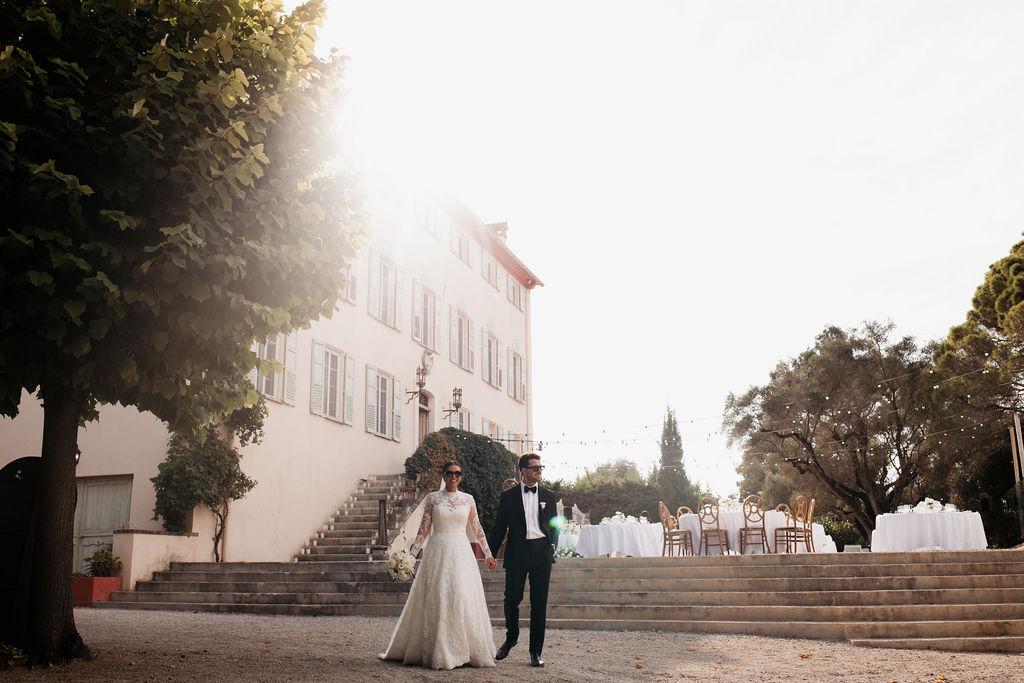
[0,195,539,564]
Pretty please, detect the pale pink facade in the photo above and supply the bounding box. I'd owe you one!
[0,194,540,581]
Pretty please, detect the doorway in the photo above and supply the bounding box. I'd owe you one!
[73,476,131,573]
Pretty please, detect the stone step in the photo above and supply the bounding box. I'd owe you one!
[488,602,1024,623]
[543,618,1024,643]
[95,601,405,617]
[132,581,412,594]
[849,636,1024,653]
[111,591,411,606]
[556,550,1024,567]
[537,573,1024,592]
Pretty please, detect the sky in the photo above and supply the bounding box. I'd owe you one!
[305,0,1024,495]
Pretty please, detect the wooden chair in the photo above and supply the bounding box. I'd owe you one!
[674,506,695,556]
[658,501,694,557]
[739,494,771,554]
[789,498,816,552]
[774,496,811,553]
[696,497,729,555]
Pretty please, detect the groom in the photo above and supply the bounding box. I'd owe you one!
[488,452,558,668]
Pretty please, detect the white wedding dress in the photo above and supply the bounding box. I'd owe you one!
[380,490,496,670]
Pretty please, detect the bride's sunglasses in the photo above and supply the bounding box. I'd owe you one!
[443,470,463,478]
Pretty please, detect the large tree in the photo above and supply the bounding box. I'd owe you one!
[0,0,362,661]
[926,238,1024,543]
[652,406,700,511]
[723,322,936,537]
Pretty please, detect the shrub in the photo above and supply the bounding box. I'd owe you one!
[405,428,517,537]
[84,545,122,577]
[817,512,865,551]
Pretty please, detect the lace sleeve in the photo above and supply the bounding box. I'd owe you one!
[409,493,434,556]
[466,495,493,561]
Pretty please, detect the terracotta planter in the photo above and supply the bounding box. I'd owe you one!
[72,576,122,607]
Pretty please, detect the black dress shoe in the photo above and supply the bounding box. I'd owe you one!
[495,640,516,661]
[530,652,544,667]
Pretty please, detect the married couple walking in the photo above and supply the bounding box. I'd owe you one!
[380,452,558,670]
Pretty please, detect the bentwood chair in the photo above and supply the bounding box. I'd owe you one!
[739,494,771,554]
[658,501,694,556]
[674,506,695,556]
[697,497,729,555]
[774,496,810,553]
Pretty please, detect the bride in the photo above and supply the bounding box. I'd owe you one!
[380,461,499,670]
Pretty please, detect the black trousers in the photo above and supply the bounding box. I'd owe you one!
[503,538,553,655]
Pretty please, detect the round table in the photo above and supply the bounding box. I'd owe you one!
[870,511,987,552]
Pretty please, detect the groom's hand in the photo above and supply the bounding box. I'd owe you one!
[485,557,498,570]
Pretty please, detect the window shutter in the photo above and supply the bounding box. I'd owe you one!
[507,348,515,398]
[468,318,475,372]
[521,357,527,401]
[343,353,355,425]
[348,265,358,303]
[365,366,377,433]
[412,280,423,342]
[368,249,381,319]
[497,339,504,389]
[449,305,457,364]
[468,237,475,268]
[310,339,325,415]
[497,424,505,444]
[392,377,402,442]
[246,341,259,391]
[481,334,488,383]
[432,300,441,352]
[468,410,475,433]
[283,332,298,405]
[481,416,487,434]
[394,267,403,330]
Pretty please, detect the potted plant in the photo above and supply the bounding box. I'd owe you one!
[72,545,123,607]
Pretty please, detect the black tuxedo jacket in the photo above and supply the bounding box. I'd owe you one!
[488,483,559,569]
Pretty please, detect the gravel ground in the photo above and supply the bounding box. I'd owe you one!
[2,609,1022,682]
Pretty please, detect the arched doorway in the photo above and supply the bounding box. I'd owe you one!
[418,391,433,444]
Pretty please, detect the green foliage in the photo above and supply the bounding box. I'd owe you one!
[723,322,936,537]
[151,425,256,560]
[83,545,122,577]
[0,643,28,670]
[816,512,865,552]
[404,431,456,493]
[222,390,267,447]
[654,407,701,512]
[405,428,517,537]
[0,0,364,431]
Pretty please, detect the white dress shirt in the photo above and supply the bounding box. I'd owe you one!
[521,483,546,540]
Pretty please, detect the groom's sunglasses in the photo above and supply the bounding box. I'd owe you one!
[443,471,463,478]
[524,465,544,472]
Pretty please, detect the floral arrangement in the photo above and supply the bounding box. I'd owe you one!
[600,511,641,525]
[562,520,582,535]
[387,549,417,581]
[554,546,583,559]
[914,497,943,513]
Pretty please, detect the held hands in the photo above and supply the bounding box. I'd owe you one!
[485,557,498,570]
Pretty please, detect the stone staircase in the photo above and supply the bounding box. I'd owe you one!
[293,473,420,562]
[101,516,1024,652]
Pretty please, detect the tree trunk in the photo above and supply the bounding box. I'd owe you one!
[29,386,91,662]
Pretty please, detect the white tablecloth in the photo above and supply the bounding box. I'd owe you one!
[678,510,836,554]
[557,532,579,551]
[870,511,988,552]
[576,522,664,557]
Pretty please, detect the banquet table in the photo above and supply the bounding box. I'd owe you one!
[557,532,579,552]
[870,511,987,552]
[574,516,836,557]
[575,522,664,557]
[678,510,837,555]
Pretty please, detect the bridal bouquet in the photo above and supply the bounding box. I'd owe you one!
[387,549,416,581]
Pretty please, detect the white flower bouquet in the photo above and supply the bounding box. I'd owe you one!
[555,546,583,559]
[387,549,417,581]
[914,497,943,513]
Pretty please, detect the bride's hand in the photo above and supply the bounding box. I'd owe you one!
[485,557,498,570]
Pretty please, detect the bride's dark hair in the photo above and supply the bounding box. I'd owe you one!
[440,461,460,473]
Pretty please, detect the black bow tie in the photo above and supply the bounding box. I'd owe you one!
[524,485,537,494]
